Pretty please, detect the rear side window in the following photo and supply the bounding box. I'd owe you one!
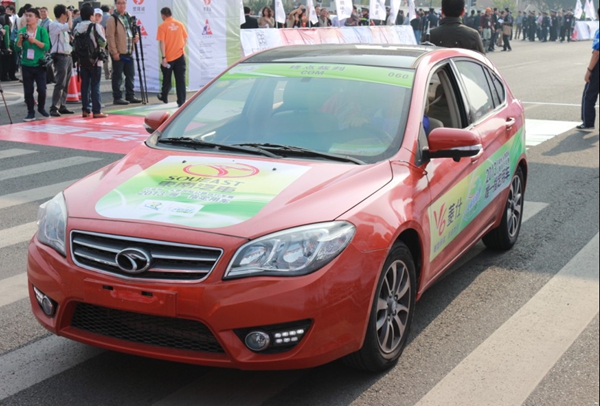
[487,70,505,108]
[454,61,495,122]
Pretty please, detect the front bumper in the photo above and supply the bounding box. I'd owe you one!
[27,223,387,370]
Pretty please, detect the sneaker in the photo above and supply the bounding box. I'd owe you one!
[113,99,130,105]
[126,97,142,104]
[58,107,74,114]
[157,94,168,104]
[93,113,109,118]
[38,108,50,118]
[50,110,61,117]
[23,112,35,122]
[575,124,594,130]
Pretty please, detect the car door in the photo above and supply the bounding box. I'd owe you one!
[419,61,479,285]
[422,57,522,286]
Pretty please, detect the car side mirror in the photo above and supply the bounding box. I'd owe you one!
[144,111,171,134]
[426,127,483,162]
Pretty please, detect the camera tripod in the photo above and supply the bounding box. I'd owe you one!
[0,81,13,124]
[131,16,149,104]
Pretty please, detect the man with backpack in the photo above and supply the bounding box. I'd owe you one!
[48,4,74,117]
[73,4,107,118]
[105,0,141,105]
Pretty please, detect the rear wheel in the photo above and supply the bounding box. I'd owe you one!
[344,242,416,372]
[482,166,525,250]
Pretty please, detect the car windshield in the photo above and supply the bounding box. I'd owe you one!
[155,63,415,164]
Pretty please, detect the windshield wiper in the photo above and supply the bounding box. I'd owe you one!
[157,137,280,158]
[234,143,365,165]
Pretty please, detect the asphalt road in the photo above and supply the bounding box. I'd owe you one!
[0,38,598,406]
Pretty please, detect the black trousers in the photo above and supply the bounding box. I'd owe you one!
[111,55,135,101]
[581,63,599,127]
[160,55,186,107]
[22,65,47,113]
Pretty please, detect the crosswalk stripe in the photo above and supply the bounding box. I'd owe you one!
[0,149,37,160]
[0,222,37,249]
[415,233,599,406]
[0,156,102,182]
[0,181,75,210]
[525,119,581,147]
[0,335,103,400]
[0,273,28,307]
[152,369,307,406]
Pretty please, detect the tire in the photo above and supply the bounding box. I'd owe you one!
[482,166,525,250]
[344,242,416,372]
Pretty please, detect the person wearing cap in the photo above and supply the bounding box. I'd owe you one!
[429,0,484,53]
[540,11,549,42]
[74,4,108,118]
[479,8,493,51]
[576,7,599,130]
[48,4,74,117]
[527,11,536,41]
[561,9,574,42]
[156,7,187,107]
[549,10,558,41]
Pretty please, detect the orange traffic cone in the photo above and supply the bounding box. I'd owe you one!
[66,69,80,103]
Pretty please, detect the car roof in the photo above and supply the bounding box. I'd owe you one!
[243,44,434,69]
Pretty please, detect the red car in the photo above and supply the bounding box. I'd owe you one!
[29,44,527,372]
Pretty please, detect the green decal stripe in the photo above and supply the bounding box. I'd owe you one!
[428,129,526,260]
[224,63,415,88]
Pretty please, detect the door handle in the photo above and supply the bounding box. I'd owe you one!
[505,117,516,129]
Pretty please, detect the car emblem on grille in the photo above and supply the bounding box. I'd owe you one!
[115,248,152,274]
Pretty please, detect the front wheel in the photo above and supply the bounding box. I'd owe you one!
[343,242,416,372]
[482,166,525,250]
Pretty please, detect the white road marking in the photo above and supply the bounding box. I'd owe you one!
[522,101,599,107]
[0,222,37,249]
[0,149,38,160]
[0,156,102,182]
[525,119,581,146]
[0,335,103,400]
[521,201,548,224]
[0,181,75,210]
[152,369,307,406]
[416,233,599,406]
[0,273,28,307]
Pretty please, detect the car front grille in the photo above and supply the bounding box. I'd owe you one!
[70,231,223,282]
[70,302,225,353]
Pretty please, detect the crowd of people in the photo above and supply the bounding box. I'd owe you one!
[0,1,187,122]
[241,3,594,54]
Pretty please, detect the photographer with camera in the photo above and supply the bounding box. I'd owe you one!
[105,0,141,105]
[48,4,74,117]
[73,4,107,118]
[16,7,50,122]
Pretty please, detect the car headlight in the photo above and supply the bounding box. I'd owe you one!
[224,221,356,279]
[36,192,67,256]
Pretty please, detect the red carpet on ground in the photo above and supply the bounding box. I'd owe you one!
[0,115,149,154]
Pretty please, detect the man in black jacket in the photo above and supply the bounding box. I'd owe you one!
[241,6,258,29]
[429,0,485,53]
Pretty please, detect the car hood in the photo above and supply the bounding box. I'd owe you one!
[65,146,393,239]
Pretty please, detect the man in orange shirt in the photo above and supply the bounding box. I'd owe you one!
[156,7,187,107]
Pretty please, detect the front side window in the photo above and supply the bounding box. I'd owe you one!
[454,60,495,123]
[155,63,415,164]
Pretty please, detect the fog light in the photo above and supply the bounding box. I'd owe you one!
[33,286,56,317]
[245,331,270,352]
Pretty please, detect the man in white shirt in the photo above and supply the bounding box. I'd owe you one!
[48,4,74,116]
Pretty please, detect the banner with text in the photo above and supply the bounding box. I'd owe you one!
[240,26,417,57]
